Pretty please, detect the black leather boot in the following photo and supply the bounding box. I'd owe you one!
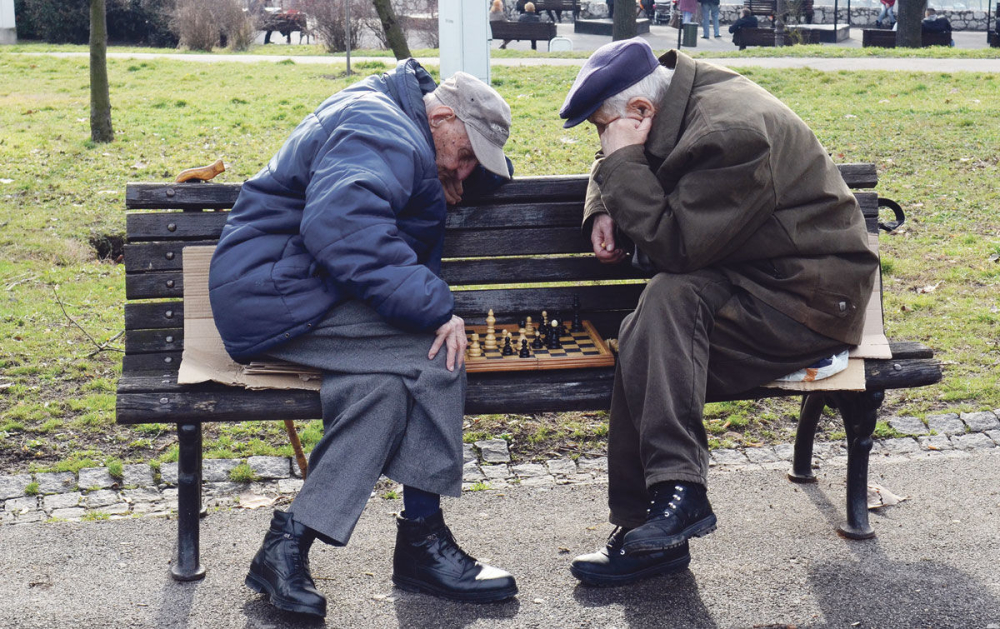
[622,482,716,556]
[392,510,518,603]
[571,527,691,587]
[245,510,327,617]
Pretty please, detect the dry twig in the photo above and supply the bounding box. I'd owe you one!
[51,286,125,357]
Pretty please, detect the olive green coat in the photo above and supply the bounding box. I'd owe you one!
[583,50,877,345]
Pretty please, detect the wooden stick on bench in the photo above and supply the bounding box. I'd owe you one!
[284,419,308,479]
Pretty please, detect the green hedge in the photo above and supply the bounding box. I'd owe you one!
[16,0,178,47]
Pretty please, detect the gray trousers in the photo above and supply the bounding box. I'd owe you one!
[608,269,847,528]
[266,301,466,545]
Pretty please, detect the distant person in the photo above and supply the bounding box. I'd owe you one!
[678,0,697,24]
[490,0,506,21]
[607,0,614,19]
[922,7,954,45]
[699,0,721,38]
[729,8,759,50]
[638,0,655,19]
[519,1,541,21]
[875,0,895,29]
[494,0,514,49]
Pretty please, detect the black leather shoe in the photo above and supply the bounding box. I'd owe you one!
[245,510,327,617]
[621,483,717,556]
[571,527,691,587]
[392,510,518,603]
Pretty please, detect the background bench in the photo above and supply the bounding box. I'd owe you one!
[490,20,558,50]
[734,27,778,48]
[119,163,941,580]
[522,0,580,20]
[862,28,952,48]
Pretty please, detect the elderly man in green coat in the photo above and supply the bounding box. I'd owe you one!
[559,39,878,587]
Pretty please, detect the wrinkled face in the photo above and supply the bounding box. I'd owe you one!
[587,106,618,138]
[430,115,479,189]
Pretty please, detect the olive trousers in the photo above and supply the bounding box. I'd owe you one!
[608,269,847,528]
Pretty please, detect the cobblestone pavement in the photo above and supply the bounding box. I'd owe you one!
[2,409,997,527]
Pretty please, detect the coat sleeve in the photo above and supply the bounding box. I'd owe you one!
[300,110,454,333]
[595,127,776,273]
[581,155,609,230]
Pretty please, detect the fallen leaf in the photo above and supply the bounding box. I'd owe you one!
[237,493,275,510]
[868,483,907,510]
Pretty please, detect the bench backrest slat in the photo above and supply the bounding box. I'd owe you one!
[122,165,883,368]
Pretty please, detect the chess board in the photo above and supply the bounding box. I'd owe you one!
[464,320,615,373]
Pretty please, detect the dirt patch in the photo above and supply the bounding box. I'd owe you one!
[88,232,125,263]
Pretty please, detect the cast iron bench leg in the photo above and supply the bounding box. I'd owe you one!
[788,393,826,483]
[830,389,884,540]
[171,422,207,581]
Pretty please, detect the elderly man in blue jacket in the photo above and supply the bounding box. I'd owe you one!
[209,60,517,617]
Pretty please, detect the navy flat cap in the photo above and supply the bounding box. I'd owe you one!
[559,37,660,129]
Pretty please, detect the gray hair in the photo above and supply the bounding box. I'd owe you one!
[597,65,674,119]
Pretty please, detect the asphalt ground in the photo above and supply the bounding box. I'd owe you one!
[2,447,998,628]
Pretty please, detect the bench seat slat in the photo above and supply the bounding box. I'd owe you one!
[115,353,941,422]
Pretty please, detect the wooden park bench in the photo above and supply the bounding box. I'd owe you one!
[862,28,952,48]
[118,163,941,581]
[742,0,814,26]
[734,27,778,48]
[491,20,558,50]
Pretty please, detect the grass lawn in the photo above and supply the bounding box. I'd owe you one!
[1,52,998,475]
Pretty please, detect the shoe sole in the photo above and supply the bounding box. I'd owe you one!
[392,575,518,603]
[245,572,327,617]
[621,514,718,556]
[570,553,691,587]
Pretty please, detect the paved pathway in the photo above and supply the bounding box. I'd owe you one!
[18,48,1000,73]
[1,447,998,627]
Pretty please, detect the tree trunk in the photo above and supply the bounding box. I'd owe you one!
[896,0,927,48]
[90,0,113,143]
[612,0,637,40]
[372,0,410,60]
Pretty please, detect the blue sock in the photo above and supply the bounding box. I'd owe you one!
[403,486,440,520]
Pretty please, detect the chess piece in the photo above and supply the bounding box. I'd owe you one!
[571,294,583,333]
[518,327,527,348]
[469,332,482,357]
[541,310,548,330]
[525,316,534,336]
[532,327,544,349]
[519,338,531,358]
[549,320,562,350]
[484,309,497,350]
[502,333,514,356]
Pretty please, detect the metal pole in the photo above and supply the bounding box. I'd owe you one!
[345,0,351,75]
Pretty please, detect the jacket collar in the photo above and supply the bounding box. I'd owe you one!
[645,50,696,160]
[383,58,438,150]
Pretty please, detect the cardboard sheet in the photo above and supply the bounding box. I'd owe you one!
[178,235,890,394]
[177,246,320,391]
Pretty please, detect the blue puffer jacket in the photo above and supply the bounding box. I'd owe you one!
[209,60,455,361]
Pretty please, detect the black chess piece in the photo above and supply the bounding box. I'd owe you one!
[519,339,531,358]
[571,294,583,333]
[548,320,562,350]
[532,328,544,349]
[502,334,514,356]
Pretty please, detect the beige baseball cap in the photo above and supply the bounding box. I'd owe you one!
[434,72,512,179]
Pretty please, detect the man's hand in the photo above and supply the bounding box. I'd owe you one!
[441,177,464,205]
[591,213,627,264]
[599,116,653,157]
[429,315,467,371]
